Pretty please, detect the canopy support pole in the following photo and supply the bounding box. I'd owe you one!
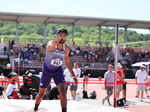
[124,27,128,43]
[72,24,75,46]
[43,23,48,43]
[114,24,119,108]
[16,21,19,42]
[98,26,102,45]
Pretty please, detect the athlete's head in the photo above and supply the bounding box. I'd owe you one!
[140,65,145,71]
[56,29,68,44]
[74,63,79,69]
[108,64,113,72]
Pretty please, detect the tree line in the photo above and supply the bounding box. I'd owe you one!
[0,21,149,47]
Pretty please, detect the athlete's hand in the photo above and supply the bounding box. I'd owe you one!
[56,35,62,42]
[53,38,59,44]
[73,76,78,84]
[52,35,61,44]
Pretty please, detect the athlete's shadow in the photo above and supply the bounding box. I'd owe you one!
[125,99,138,106]
[125,98,150,106]
[142,99,150,104]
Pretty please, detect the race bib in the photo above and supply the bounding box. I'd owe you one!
[51,59,63,66]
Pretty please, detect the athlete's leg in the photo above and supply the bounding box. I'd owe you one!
[53,68,67,112]
[122,82,126,100]
[145,85,150,97]
[116,86,119,99]
[71,90,76,100]
[74,90,77,99]
[34,88,47,111]
[141,91,144,99]
[70,90,74,99]
[103,87,113,105]
[57,83,67,112]
[33,64,52,111]
[116,85,122,99]
[73,85,78,100]
[141,85,145,99]
[70,84,77,100]
[136,87,140,98]
[85,77,88,90]
[83,76,88,91]
[137,90,140,98]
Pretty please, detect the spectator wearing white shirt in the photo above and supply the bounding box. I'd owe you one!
[70,63,81,100]
[102,64,114,105]
[135,65,148,101]
[6,83,15,97]
[63,63,81,100]
[6,74,18,99]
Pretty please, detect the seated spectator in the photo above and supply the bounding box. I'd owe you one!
[3,46,7,55]
[3,64,12,78]
[75,47,81,55]
[69,50,75,57]
[96,50,102,57]
[82,51,89,60]
[5,73,18,99]
[124,44,130,52]
[106,55,114,63]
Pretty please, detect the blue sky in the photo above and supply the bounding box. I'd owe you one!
[0,0,150,33]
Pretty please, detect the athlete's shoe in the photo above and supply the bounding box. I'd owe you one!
[32,110,37,112]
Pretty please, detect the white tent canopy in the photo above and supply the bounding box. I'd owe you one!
[132,62,150,67]
[0,11,150,29]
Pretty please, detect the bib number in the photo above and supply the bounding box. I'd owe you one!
[51,59,63,66]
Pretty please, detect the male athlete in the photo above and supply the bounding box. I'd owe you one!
[33,29,77,112]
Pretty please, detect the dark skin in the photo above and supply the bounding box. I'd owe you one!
[34,32,77,111]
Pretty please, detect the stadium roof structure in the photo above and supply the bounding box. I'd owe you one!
[0,11,150,29]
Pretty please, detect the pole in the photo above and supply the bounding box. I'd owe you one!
[17,53,21,76]
[98,26,102,45]
[43,23,48,43]
[16,22,19,42]
[72,24,75,46]
[12,59,15,72]
[124,27,128,43]
[114,24,119,107]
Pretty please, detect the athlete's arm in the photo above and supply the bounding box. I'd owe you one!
[64,45,76,78]
[135,71,138,84]
[135,76,137,84]
[47,35,61,51]
[145,72,148,81]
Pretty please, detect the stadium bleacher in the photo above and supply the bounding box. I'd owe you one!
[0,42,150,78]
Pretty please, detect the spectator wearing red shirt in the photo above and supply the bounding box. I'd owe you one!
[116,63,125,99]
[125,44,130,52]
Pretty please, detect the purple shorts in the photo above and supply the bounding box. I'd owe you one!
[40,63,65,88]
